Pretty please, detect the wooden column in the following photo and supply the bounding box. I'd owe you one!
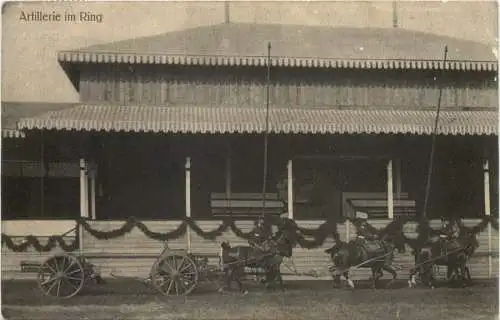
[394,158,402,199]
[287,159,294,219]
[387,160,394,219]
[484,159,492,277]
[185,157,192,253]
[89,164,97,220]
[79,159,89,254]
[346,220,351,242]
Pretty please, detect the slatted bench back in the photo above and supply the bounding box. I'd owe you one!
[210,192,285,218]
[342,192,416,219]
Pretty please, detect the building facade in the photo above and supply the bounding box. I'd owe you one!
[2,23,498,279]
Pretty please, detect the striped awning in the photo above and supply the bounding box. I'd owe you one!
[57,52,498,72]
[17,104,498,136]
[2,128,25,138]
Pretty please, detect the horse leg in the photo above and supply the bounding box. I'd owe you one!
[226,269,234,291]
[424,265,436,289]
[332,274,341,288]
[274,264,285,292]
[344,272,355,289]
[382,265,397,289]
[264,267,273,290]
[408,268,418,288]
[234,270,248,295]
[446,264,455,282]
[217,268,232,293]
[370,266,379,289]
[466,266,472,282]
[458,258,468,288]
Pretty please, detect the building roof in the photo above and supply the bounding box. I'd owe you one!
[16,104,498,136]
[59,23,497,72]
[1,102,76,138]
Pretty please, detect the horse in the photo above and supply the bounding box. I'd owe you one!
[218,229,294,294]
[325,220,407,289]
[408,230,478,288]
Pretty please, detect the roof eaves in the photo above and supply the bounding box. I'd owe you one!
[2,102,78,139]
[57,51,499,71]
[16,104,499,137]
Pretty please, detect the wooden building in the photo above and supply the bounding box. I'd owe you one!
[2,23,498,280]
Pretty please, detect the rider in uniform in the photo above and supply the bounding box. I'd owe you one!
[355,211,379,251]
[439,217,461,255]
[249,215,272,251]
[248,215,275,283]
[356,212,377,240]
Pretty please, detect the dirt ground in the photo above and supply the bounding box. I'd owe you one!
[2,279,499,320]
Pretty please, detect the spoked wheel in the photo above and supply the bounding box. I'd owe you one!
[37,254,85,299]
[150,253,198,296]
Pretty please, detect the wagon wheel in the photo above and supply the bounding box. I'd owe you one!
[150,253,199,296]
[37,254,85,299]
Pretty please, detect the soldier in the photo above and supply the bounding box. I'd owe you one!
[249,215,271,250]
[439,217,461,255]
[440,217,460,239]
[355,211,378,241]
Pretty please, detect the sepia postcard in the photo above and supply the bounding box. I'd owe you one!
[1,1,499,319]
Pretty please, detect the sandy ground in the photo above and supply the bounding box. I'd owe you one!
[2,279,498,320]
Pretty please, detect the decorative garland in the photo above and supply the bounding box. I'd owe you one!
[1,228,80,252]
[1,215,498,253]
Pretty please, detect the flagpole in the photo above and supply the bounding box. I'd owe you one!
[422,45,448,219]
[261,42,271,217]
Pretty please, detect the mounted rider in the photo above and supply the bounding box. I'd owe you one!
[249,215,273,252]
[248,215,279,283]
[439,217,461,255]
[354,211,382,252]
[355,211,378,240]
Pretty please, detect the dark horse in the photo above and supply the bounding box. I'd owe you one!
[408,230,478,288]
[218,220,295,294]
[325,219,407,289]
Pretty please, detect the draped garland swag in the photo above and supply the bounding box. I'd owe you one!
[1,215,498,253]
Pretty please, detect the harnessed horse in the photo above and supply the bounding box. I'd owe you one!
[408,229,478,288]
[325,219,407,289]
[218,218,294,294]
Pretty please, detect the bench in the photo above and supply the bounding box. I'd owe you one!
[210,192,285,218]
[342,192,416,219]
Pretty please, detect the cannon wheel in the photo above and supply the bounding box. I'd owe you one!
[150,252,199,296]
[37,254,85,299]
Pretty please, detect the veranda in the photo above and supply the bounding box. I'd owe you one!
[2,129,498,280]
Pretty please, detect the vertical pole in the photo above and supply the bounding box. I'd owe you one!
[79,159,88,255]
[387,160,394,219]
[40,131,45,218]
[287,159,294,219]
[83,164,89,219]
[224,1,230,24]
[423,46,449,219]
[392,0,398,28]
[484,159,492,277]
[225,151,232,216]
[346,220,350,242]
[225,153,232,198]
[261,42,271,216]
[185,157,192,253]
[90,165,96,220]
[395,158,402,198]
